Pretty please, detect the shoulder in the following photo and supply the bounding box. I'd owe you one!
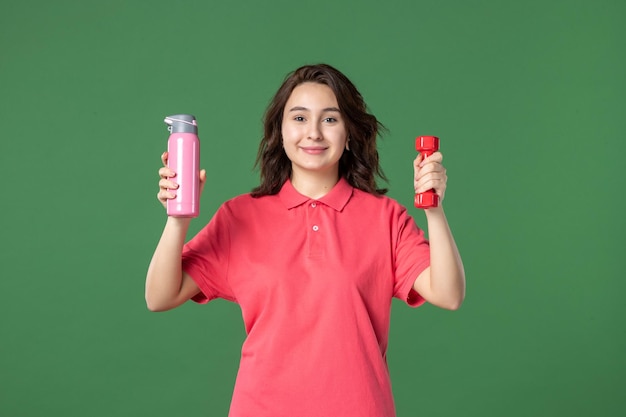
[217,192,281,220]
[223,192,279,208]
[219,193,253,214]
[350,188,408,215]
[347,189,417,232]
[223,192,255,207]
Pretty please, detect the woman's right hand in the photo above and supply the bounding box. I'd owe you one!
[157,152,206,210]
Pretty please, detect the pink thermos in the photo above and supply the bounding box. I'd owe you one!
[164,114,200,217]
[414,136,440,209]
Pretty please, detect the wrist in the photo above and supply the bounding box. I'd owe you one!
[424,205,447,224]
[166,215,193,230]
[424,204,445,216]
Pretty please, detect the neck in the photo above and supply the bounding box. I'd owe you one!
[290,168,340,199]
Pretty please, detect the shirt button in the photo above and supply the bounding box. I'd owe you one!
[312,225,319,231]
[311,202,317,208]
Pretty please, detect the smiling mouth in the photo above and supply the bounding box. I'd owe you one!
[301,147,328,154]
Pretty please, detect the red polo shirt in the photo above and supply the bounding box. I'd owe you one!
[182,177,430,417]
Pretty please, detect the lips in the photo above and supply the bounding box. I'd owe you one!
[301,146,328,154]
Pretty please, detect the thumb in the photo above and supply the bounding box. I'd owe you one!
[413,153,424,171]
[199,169,207,193]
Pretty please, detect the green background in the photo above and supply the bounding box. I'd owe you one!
[1,0,624,416]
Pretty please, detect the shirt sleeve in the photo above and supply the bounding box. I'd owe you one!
[392,205,431,307]
[182,203,236,304]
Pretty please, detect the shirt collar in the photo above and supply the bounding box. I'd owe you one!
[278,177,354,212]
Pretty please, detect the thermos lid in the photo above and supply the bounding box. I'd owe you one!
[164,114,198,134]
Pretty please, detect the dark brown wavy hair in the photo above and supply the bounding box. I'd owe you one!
[251,63,387,197]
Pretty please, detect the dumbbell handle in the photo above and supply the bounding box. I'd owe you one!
[414,136,440,209]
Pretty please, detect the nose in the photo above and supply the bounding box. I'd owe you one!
[307,123,322,141]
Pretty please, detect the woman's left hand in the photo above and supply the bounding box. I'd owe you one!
[413,151,447,204]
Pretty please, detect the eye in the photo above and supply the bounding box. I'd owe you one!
[294,116,305,122]
[324,117,337,123]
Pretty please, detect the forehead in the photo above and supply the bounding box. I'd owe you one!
[285,82,339,108]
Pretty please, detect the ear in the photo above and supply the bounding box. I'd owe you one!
[345,137,351,151]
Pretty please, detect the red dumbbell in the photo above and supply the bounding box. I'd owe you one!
[414,136,440,209]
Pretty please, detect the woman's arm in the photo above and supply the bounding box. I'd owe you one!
[145,217,201,312]
[412,152,466,310]
[144,152,204,312]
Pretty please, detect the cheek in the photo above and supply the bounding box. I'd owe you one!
[281,124,300,144]
[280,129,295,153]
[332,130,348,147]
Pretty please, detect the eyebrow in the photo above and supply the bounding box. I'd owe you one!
[288,106,341,113]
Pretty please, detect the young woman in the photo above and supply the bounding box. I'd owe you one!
[146,63,465,417]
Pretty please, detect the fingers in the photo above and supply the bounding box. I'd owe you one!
[199,169,207,195]
[159,152,178,190]
[157,177,178,206]
[414,152,447,200]
[158,166,176,180]
[414,171,447,196]
[413,153,424,167]
[159,151,176,180]
[414,151,443,168]
[156,153,207,208]
[158,152,177,207]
